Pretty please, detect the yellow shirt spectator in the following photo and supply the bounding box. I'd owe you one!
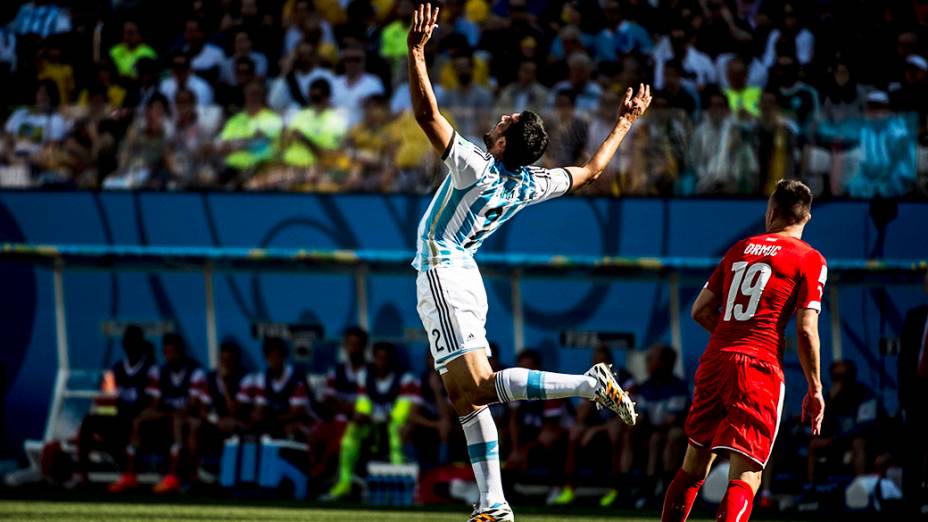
[219,109,284,170]
[282,107,348,167]
[109,43,157,78]
[725,86,761,118]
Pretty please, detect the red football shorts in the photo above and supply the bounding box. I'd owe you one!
[684,352,785,468]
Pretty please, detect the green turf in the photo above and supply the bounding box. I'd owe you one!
[0,501,724,522]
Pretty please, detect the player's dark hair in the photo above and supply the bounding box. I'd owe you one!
[517,348,543,368]
[343,326,369,346]
[262,336,289,358]
[657,344,677,369]
[502,111,548,169]
[220,339,242,357]
[163,332,186,354]
[771,179,812,225]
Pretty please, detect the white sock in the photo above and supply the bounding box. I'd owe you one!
[494,368,596,402]
[460,406,506,508]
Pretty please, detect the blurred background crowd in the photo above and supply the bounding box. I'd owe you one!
[1,0,928,197]
[66,321,910,513]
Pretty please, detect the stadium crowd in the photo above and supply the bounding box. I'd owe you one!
[69,322,903,513]
[0,0,926,197]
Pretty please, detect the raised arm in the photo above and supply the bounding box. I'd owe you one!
[407,3,454,154]
[565,84,652,191]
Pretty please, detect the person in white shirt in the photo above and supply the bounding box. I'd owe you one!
[3,79,69,160]
[762,6,814,69]
[159,52,214,108]
[652,22,717,90]
[268,41,336,113]
[221,31,268,85]
[182,18,225,79]
[332,45,385,127]
[549,52,603,114]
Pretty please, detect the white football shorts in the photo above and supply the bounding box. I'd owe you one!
[416,265,491,374]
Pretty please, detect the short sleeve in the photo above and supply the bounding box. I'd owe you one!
[797,251,827,312]
[236,373,254,404]
[523,166,573,205]
[146,366,161,398]
[189,368,209,403]
[442,131,493,189]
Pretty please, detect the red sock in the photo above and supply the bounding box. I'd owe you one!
[661,469,705,522]
[716,480,755,522]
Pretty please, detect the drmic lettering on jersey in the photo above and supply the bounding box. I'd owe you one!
[743,243,782,257]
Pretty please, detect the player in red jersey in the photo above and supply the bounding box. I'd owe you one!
[661,180,827,522]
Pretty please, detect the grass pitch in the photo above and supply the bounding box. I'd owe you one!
[0,500,733,521]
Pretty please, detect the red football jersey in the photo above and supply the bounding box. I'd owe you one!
[704,232,827,365]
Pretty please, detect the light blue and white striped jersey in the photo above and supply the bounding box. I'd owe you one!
[413,132,573,272]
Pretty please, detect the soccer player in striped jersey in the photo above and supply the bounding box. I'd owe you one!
[407,5,651,520]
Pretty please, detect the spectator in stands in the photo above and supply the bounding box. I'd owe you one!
[549,345,631,507]
[807,361,879,489]
[439,51,492,145]
[900,273,928,516]
[109,20,157,79]
[179,18,225,84]
[762,3,815,69]
[216,56,256,116]
[220,31,267,86]
[631,345,688,507]
[3,79,69,182]
[216,79,282,187]
[769,54,819,133]
[551,52,602,114]
[192,339,248,480]
[724,56,762,118]
[76,325,155,482]
[108,333,206,494]
[543,89,588,168]
[494,60,548,115]
[505,349,572,483]
[820,59,867,123]
[844,91,917,198]
[324,341,420,500]
[240,337,315,440]
[279,78,348,188]
[106,94,171,189]
[342,95,393,190]
[652,19,717,90]
[660,60,699,116]
[757,90,799,193]
[620,93,688,196]
[160,52,214,109]
[696,0,753,61]
[688,87,759,195]
[76,62,127,112]
[594,0,654,61]
[439,0,480,48]
[166,88,216,188]
[35,40,74,105]
[890,55,928,122]
[9,0,71,39]
[268,41,336,114]
[332,45,386,128]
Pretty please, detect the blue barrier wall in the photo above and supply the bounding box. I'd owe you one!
[1,191,926,457]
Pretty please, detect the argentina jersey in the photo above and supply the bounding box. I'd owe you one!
[413,132,573,272]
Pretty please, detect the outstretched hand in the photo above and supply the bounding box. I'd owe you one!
[407,3,440,51]
[617,83,652,123]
